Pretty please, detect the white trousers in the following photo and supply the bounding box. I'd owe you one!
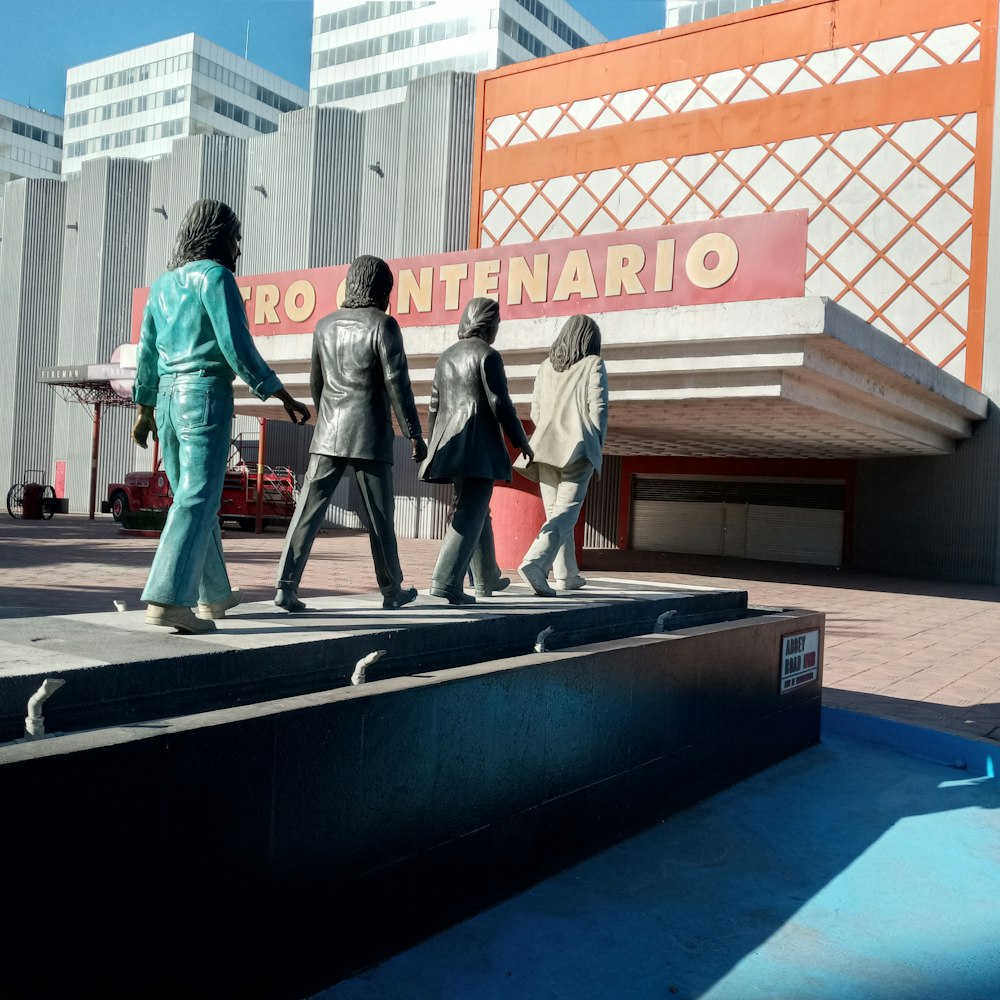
[520,458,594,581]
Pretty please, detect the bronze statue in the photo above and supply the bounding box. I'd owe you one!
[515,314,608,596]
[420,297,532,604]
[133,199,310,634]
[274,255,426,611]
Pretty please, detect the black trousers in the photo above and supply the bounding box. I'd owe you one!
[276,453,403,595]
[431,476,503,593]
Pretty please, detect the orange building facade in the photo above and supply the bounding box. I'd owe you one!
[473,0,995,387]
[466,0,1000,581]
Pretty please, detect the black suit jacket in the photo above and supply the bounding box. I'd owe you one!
[419,336,529,484]
[309,306,422,462]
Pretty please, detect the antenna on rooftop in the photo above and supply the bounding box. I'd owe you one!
[245,20,250,60]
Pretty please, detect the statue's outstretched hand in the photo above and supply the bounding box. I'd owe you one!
[411,436,428,463]
[520,444,534,466]
[276,388,311,425]
[132,406,157,448]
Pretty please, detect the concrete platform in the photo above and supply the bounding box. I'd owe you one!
[0,598,823,1000]
[0,580,754,743]
[4,515,998,743]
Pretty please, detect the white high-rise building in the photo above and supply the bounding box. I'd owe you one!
[1,98,63,186]
[310,0,605,111]
[62,34,307,175]
[665,0,783,28]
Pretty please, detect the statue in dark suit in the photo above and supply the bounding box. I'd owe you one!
[274,255,427,611]
[420,297,533,604]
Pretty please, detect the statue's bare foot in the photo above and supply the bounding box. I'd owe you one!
[275,588,307,612]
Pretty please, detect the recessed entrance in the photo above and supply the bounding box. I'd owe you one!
[630,474,845,566]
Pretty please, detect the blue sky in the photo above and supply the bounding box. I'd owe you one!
[1,0,667,118]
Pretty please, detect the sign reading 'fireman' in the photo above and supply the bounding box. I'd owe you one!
[132,210,807,341]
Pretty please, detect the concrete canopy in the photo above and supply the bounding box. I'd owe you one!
[218,296,988,461]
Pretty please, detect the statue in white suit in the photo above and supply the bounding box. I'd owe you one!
[515,315,609,597]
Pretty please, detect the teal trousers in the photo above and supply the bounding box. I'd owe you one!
[141,373,234,607]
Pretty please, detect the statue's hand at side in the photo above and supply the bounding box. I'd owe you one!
[411,436,428,463]
[275,387,311,425]
[520,443,534,466]
[132,405,158,448]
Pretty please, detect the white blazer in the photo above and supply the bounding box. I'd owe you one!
[516,355,608,480]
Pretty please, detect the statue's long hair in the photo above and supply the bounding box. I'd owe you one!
[457,297,500,342]
[167,200,240,270]
[342,255,394,308]
[549,314,602,372]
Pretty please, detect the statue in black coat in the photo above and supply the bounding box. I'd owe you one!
[275,255,427,611]
[420,297,533,604]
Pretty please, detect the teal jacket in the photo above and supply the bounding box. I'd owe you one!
[133,260,281,407]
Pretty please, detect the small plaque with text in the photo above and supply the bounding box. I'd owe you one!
[780,629,820,694]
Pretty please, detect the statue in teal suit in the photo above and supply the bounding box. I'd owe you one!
[132,199,310,634]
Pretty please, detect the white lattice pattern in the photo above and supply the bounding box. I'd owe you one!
[484,22,981,151]
[481,114,976,379]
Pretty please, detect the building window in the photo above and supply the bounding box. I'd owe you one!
[192,54,302,113]
[313,1,433,37]
[213,96,278,134]
[11,119,60,146]
[314,50,490,104]
[498,12,554,59]
[69,53,193,101]
[512,0,591,49]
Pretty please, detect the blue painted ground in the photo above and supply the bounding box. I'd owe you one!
[313,715,1000,1000]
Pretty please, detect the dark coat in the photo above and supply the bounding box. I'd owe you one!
[309,305,422,462]
[420,334,529,485]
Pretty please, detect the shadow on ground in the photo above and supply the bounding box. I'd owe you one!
[317,735,1000,1000]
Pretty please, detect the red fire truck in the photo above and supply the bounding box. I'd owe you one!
[102,462,297,530]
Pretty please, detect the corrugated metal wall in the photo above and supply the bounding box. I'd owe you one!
[853,405,1000,584]
[242,110,316,274]
[583,455,621,549]
[0,178,65,489]
[144,157,176,284]
[51,157,150,511]
[394,72,476,256]
[358,104,403,259]
[261,420,451,536]
[242,108,361,275]
[200,136,248,229]
[0,183,29,488]
[310,108,363,267]
[144,135,248,285]
[388,436,453,539]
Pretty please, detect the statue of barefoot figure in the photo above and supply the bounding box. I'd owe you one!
[133,199,310,634]
[515,314,608,597]
[420,297,533,605]
[274,255,427,612]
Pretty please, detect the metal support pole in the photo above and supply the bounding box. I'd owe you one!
[151,436,160,473]
[255,417,267,533]
[88,402,102,520]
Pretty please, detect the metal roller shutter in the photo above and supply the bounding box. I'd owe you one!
[745,506,844,565]
[629,475,845,566]
[632,500,726,555]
